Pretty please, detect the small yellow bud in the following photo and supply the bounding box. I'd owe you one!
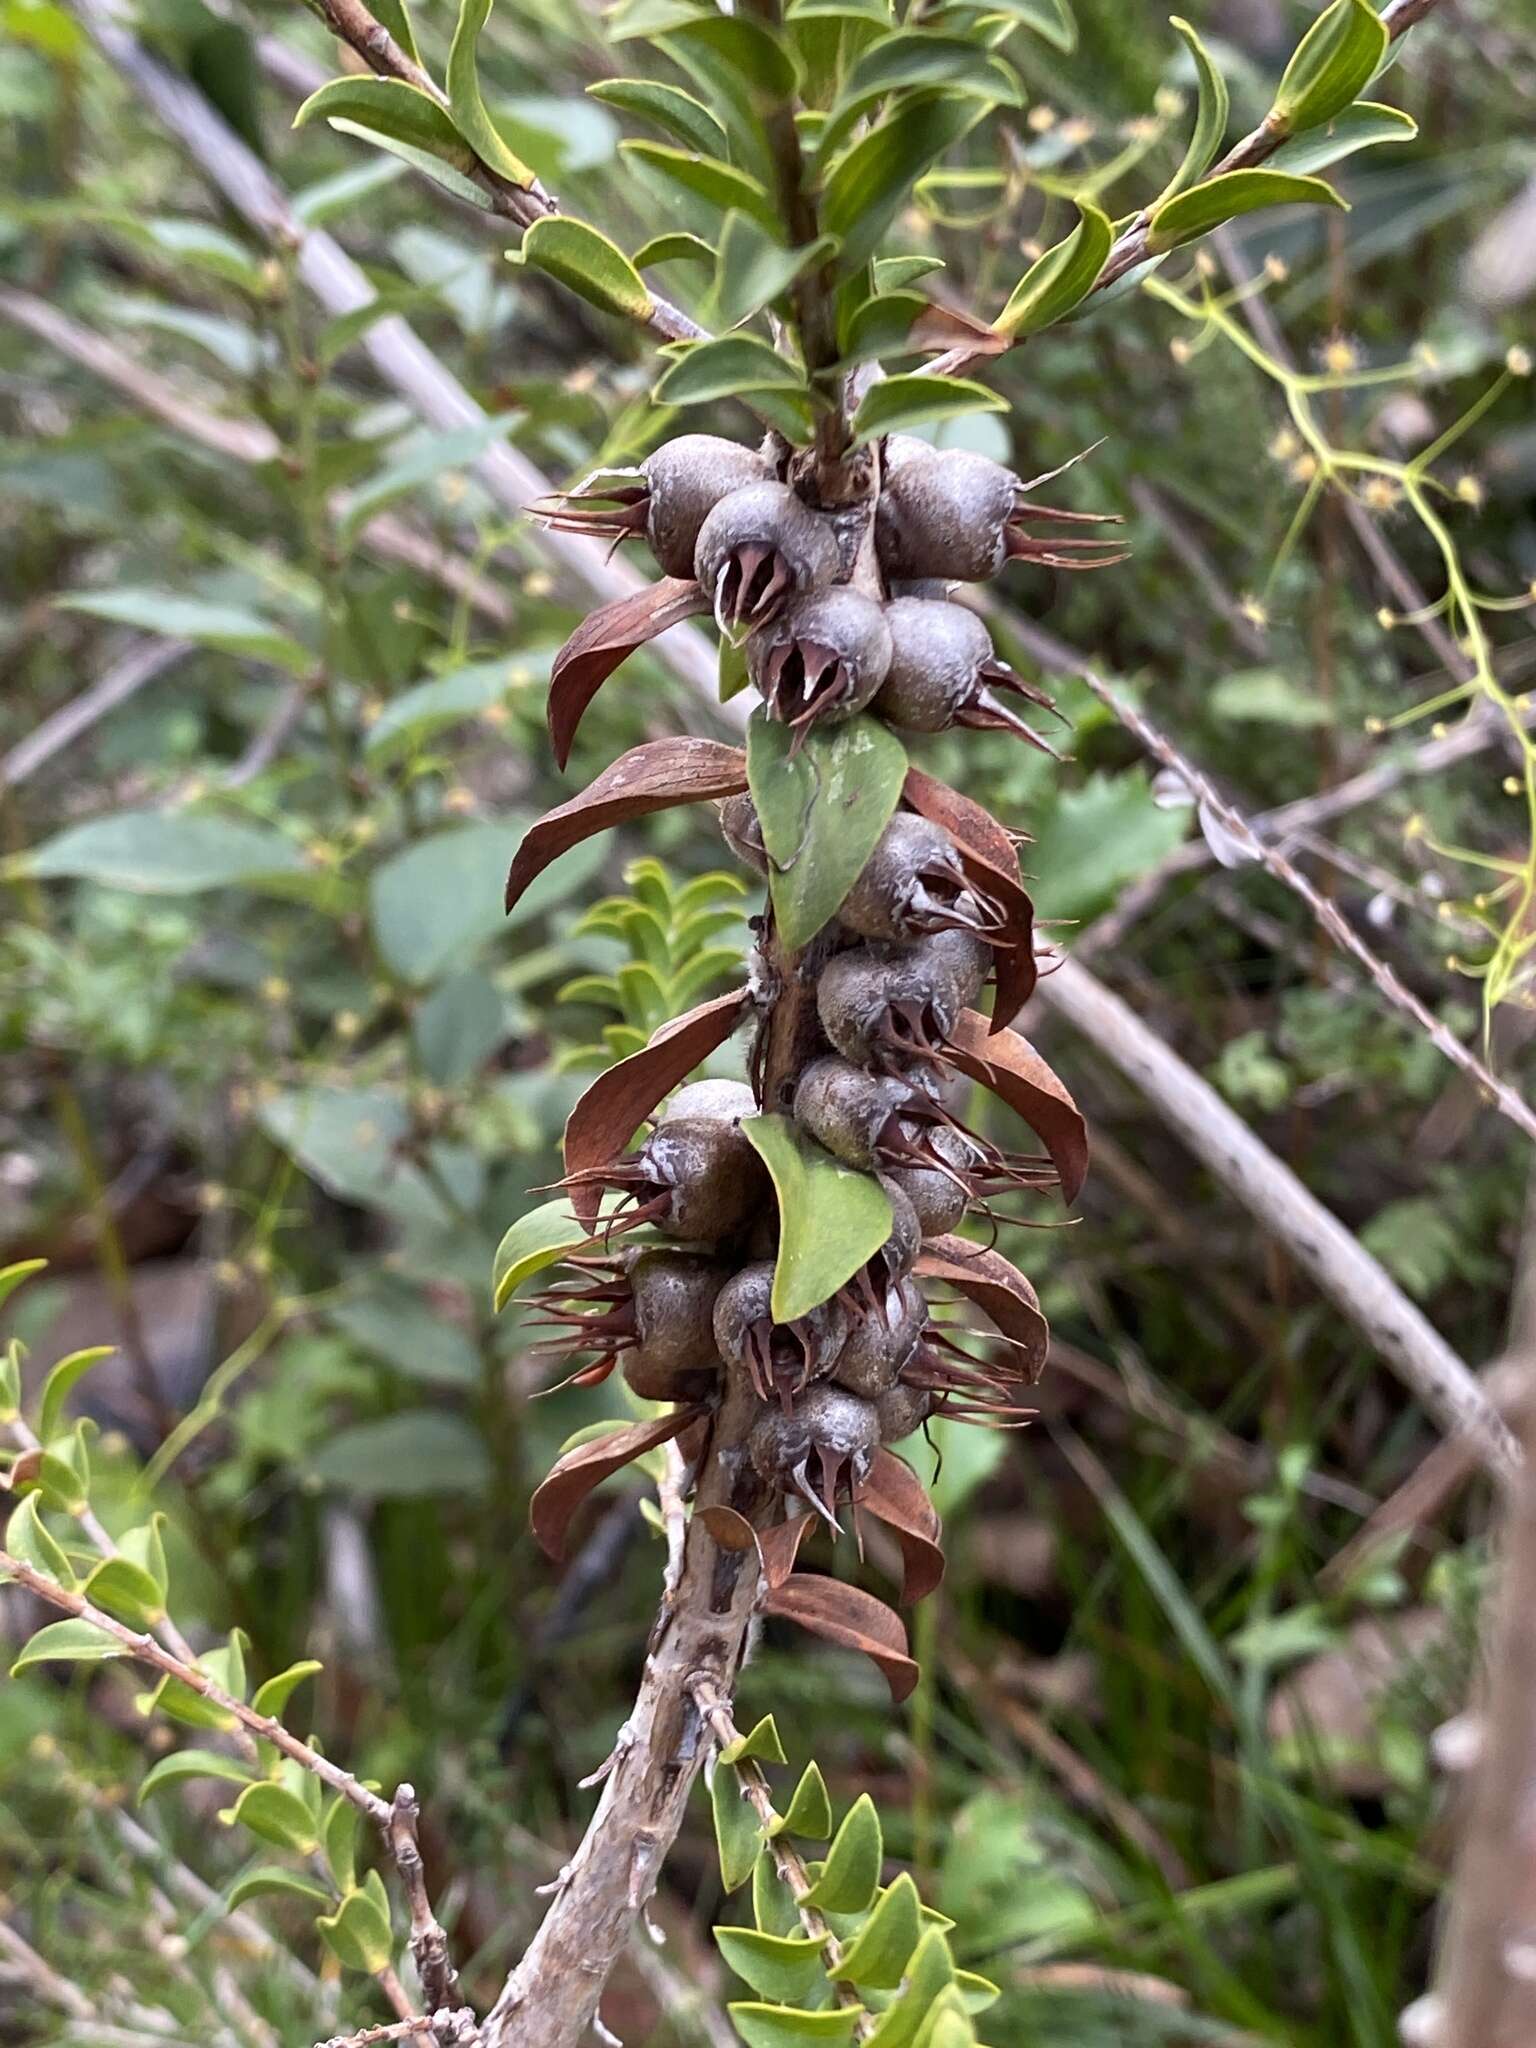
[1364,716,1386,734]
[1154,86,1185,120]
[198,1183,226,1211]
[360,697,384,726]
[1239,597,1269,630]
[1019,239,1044,262]
[1169,336,1192,365]
[179,777,207,805]
[214,1259,243,1289]
[1268,428,1300,462]
[335,1011,362,1041]
[1362,477,1401,512]
[1319,334,1360,376]
[351,815,378,846]
[1263,253,1290,284]
[439,474,467,507]
[1431,722,1448,739]
[1376,607,1396,629]
[1060,117,1095,148]
[1504,776,1522,795]
[1415,342,1441,373]
[261,975,290,1004]
[443,785,476,814]
[564,365,599,395]
[248,1245,273,1277]
[1507,345,1532,377]
[1288,453,1319,484]
[508,663,533,688]
[1454,473,1485,509]
[481,701,511,728]
[304,840,338,867]
[392,599,412,622]
[1027,104,1057,132]
[1194,248,1217,279]
[1404,813,1424,839]
[524,570,554,599]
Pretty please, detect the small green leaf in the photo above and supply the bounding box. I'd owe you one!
[31,1448,88,1517]
[11,1618,124,1671]
[754,1846,801,1936]
[771,1761,834,1841]
[977,0,1074,49]
[323,1796,360,1893]
[0,1258,47,1317]
[5,1497,75,1589]
[713,1761,765,1893]
[1146,168,1346,252]
[447,0,538,185]
[916,2004,975,2048]
[37,1345,113,1445]
[720,1714,789,1767]
[823,97,982,270]
[147,1631,249,1731]
[370,0,419,61]
[742,1116,893,1324]
[1157,18,1229,206]
[665,12,801,97]
[954,1969,1001,2013]
[851,374,1007,443]
[492,1200,594,1312]
[0,1340,21,1423]
[588,77,727,159]
[829,1872,922,1988]
[720,633,751,703]
[82,1555,165,1629]
[636,231,716,267]
[715,1927,827,2002]
[118,1516,169,1600]
[711,214,839,329]
[223,1781,321,1856]
[995,199,1112,336]
[317,1886,395,1974]
[1271,0,1388,135]
[863,1928,956,2047]
[227,1866,332,1911]
[57,591,312,674]
[139,1749,255,1803]
[294,77,480,192]
[621,141,781,236]
[746,710,907,951]
[729,2006,865,2046]
[17,811,308,897]
[655,337,813,437]
[838,290,925,363]
[515,217,653,321]
[802,1795,882,1915]
[1266,101,1416,176]
[252,1659,325,1721]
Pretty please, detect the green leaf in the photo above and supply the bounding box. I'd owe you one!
[715,1927,828,2004]
[588,77,727,158]
[0,1344,18,1425]
[147,1631,249,1732]
[293,78,478,198]
[621,141,781,237]
[975,0,1074,49]
[863,1928,955,2047]
[1146,168,1346,252]
[754,1848,801,1936]
[1156,18,1229,206]
[656,334,809,403]
[836,290,925,365]
[720,632,752,703]
[720,1714,789,1767]
[57,590,312,674]
[712,1760,765,1892]
[729,2006,865,2046]
[850,374,1006,443]
[370,822,603,983]
[16,812,307,896]
[829,1873,922,1988]
[6,1497,75,1589]
[251,1660,324,1722]
[82,1555,166,1629]
[741,1116,893,1323]
[874,256,944,290]
[493,1201,596,1312]
[954,1970,1000,2013]
[38,1345,113,1444]
[0,1259,47,1318]
[306,1412,492,1499]
[711,214,839,329]
[222,1781,321,1856]
[340,412,521,547]
[447,0,538,185]
[363,655,530,766]
[771,1761,834,1841]
[227,1866,332,1911]
[636,231,716,268]
[139,1749,255,1803]
[1266,101,1416,176]
[318,1886,395,1974]
[11,1618,124,1671]
[995,199,1112,335]
[29,1449,89,1517]
[1032,771,1188,925]
[841,31,1021,108]
[745,710,907,950]
[323,1795,361,1893]
[370,0,419,62]
[118,1516,169,1601]
[1210,667,1332,726]
[803,1795,882,1914]
[515,216,653,321]
[413,970,504,1087]
[665,13,801,98]
[823,97,982,270]
[1271,0,1388,135]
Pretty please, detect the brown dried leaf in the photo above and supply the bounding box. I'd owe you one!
[548,577,709,768]
[859,1449,945,1603]
[766,1573,919,1703]
[915,1234,1049,1380]
[901,768,1037,1023]
[531,1409,700,1561]
[562,989,751,1226]
[945,1009,1088,1203]
[696,1506,815,1590]
[908,301,1011,357]
[506,738,747,913]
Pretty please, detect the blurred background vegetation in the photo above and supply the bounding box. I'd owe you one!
[2,0,1534,2040]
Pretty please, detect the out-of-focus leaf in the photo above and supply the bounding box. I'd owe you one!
[5,1498,74,1589]
[57,589,311,672]
[412,970,505,1085]
[306,1412,492,1498]
[227,1867,331,1911]
[1029,770,1189,925]
[37,1346,113,1443]
[340,412,520,546]
[15,813,307,896]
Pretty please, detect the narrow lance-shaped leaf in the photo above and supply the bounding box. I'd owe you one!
[712,1758,765,1892]
[446,0,538,187]
[742,1114,893,1323]
[858,1449,946,1603]
[913,1236,1049,1379]
[1270,0,1389,136]
[766,1574,919,1703]
[802,1792,882,1913]
[621,141,782,237]
[1266,101,1416,177]
[995,199,1113,337]
[530,1407,702,1560]
[293,77,481,197]
[1156,17,1230,206]
[1146,169,1347,253]
[514,217,654,322]
[944,1009,1090,1203]
[851,375,1007,444]
[562,988,749,1226]
[587,77,728,159]
[38,1345,113,1444]
[546,578,710,769]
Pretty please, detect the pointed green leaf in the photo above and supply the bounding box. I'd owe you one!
[515,217,653,321]
[294,77,480,196]
[0,1340,20,1423]
[711,215,839,330]
[31,1448,88,1517]
[975,0,1074,49]
[447,0,537,185]
[147,1630,248,1731]
[637,231,716,268]
[755,1845,801,1936]
[729,2006,865,2046]
[802,1795,882,1915]
[11,1618,124,1671]
[713,1760,766,1893]
[0,1258,47,1317]
[837,290,925,366]
[139,1749,255,1803]
[864,1929,956,2047]
[851,374,1007,444]
[222,1781,321,1856]
[915,2004,975,2048]
[589,78,728,158]
[715,1926,828,2003]
[995,199,1112,336]
[1266,100,1416,175]
[252,1659,324,1721]
[1156,18,1229,205]
[82,1554,165,1629]
[493,1200,594,1312]
[118,1516,169,1600]
[317,1886,395,1974]
[323,1795,360,1893]
[655,334,810,405]
[954,1971,1001,2014]
[746,710,907,951]
[1271,0,1388,135]
[741,1116,893,1324]
[370,0,419,62]
[829,1873,923,1989]
[720,1715,789,1768]
[720,633,751,703]
[37,1346,114,1447]
[771,1761,834,1841]
[1146,168,1346,252]
[621,142,781,236]
[823,97,982,270]
[227,1866,331,1911]
[665,13,801,97]
[6,1497,75,1589]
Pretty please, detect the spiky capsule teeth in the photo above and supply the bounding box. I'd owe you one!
[714,547,794,633]
[747,1383,881,1526]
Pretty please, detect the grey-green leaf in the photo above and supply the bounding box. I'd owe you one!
[294,77,479,199]
[515,216,653,321]
[1146,168,1347,252]
[995,199,1112,336]
[802,1794,882,1914]
[587,77,728,159]
[714,1927,829,2004]
[1266,101,1416,176]
[1157,17,1229,206]
[447,0,538,186]
[712,1760,765,1893]
[16,813,308,896]
[742,1115,893,1323]
[851,373,1006,443]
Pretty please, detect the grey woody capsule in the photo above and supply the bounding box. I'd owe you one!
[792,1057,916,1171]
[718,791,768,876]
[875,1379,936,1445]
[875,598,1002,732]
[746,1381,881,1502]
[911,927,992,1014]
[876,450,1018,581]
[642,436,774,578]
[839,811,999,944]
[712,1260,849,1404]
[881,1124,976,1235]
[747,585,893,733]
[639,1115,766,1240]
[816,944,962,1072]
[622,1250,727,1401]
[832,1278,927,1398]
[694,482,839,632]
[664,1079,758,1124]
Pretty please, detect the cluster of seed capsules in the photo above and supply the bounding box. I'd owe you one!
[530,431,1114,1542]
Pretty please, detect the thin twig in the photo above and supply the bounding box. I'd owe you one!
[0,636,192,789]
[0,1913,99,2021]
